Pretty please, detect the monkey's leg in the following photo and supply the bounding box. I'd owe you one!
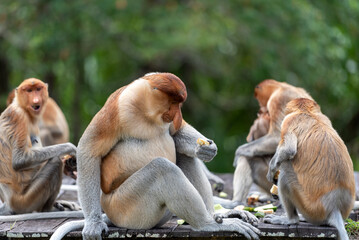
[10,157,63,214]
[176,154,214,215]
[232,156,253,203]
[250,156,272,196]
[264,168,299,225]
[101,157,260,239]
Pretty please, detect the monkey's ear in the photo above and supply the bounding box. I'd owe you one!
[15,87,18,92]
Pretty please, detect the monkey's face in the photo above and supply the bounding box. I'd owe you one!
[17,79,48,117]
[143,72,187,131]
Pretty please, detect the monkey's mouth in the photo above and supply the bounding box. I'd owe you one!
[31,105,41,112]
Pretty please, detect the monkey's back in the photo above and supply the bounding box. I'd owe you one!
[285,112,355,220]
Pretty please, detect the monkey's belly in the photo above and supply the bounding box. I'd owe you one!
[101,134,176,194]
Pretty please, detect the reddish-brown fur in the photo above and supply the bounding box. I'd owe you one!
[280,98,355,221]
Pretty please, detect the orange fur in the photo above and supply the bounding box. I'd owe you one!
[280,98,355,221]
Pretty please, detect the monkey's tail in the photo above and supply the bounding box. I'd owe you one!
[0,211,83,222]
[50,220,84,240]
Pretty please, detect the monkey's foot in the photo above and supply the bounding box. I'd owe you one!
[263,214,299,225]
[195,218,260,240]
[215,210,258,225]
[83,220,108,240]
[54,200,82,211]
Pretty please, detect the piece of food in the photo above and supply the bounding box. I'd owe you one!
[270,184,278,195]
[196,138,210,146]
[234,205,245,211]
[247,194,260,205]
[177,219,185,225]
[254,204,277,212]
[219,192,228,198]
[274,170,280,180]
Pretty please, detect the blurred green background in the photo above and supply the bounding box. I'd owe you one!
[0,0,359,173]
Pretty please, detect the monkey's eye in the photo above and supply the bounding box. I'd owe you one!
[36,87,41,91]
[26,89,32,93]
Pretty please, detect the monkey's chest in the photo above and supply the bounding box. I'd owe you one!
[100,134,176,193]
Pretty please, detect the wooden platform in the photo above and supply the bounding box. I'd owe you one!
[0,174,357,239]
[0,216,342,239]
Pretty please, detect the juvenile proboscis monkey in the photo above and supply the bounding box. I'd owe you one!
[7,90,70,146]
[213,110,272,208]
[50,73,260,240]
[0,78,79,217]
[265,98,355,240]
[232,80,313,203]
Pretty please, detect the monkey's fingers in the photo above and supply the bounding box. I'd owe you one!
[83,220,108,240]
[216,210,258,225]
[195,143,218,162]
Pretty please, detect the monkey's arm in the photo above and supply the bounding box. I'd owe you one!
[234,133,280,166]
[266,133,297,183]
[76,99,123,240]
[172,121,217,162]
[12,142,76,171]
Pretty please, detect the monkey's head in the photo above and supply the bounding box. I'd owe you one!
[254,79,281,108]
[142,72,187,131]
[285,98,320,115]
[16,78,49,119]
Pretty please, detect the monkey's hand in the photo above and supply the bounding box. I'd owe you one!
[195,218,260,240]
[82,220,108,240]
[264,214,299,225]
[214,210,258,225]
[266,165,277,184]
[195,139,217,162]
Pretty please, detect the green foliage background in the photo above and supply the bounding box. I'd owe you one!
[0,0,359,173]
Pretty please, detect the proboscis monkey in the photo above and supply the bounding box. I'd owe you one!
[234,80,313,161]
[7,89,70,146]
[0,78,78,215]
[265,98,355,240]
[50,73,260,240]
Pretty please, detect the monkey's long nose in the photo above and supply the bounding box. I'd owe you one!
[172,105,182,131]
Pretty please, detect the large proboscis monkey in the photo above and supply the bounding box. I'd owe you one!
[7,89,70,146]
[0,78,81,219]
[50,73,260,240]
[265,98,355,240]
